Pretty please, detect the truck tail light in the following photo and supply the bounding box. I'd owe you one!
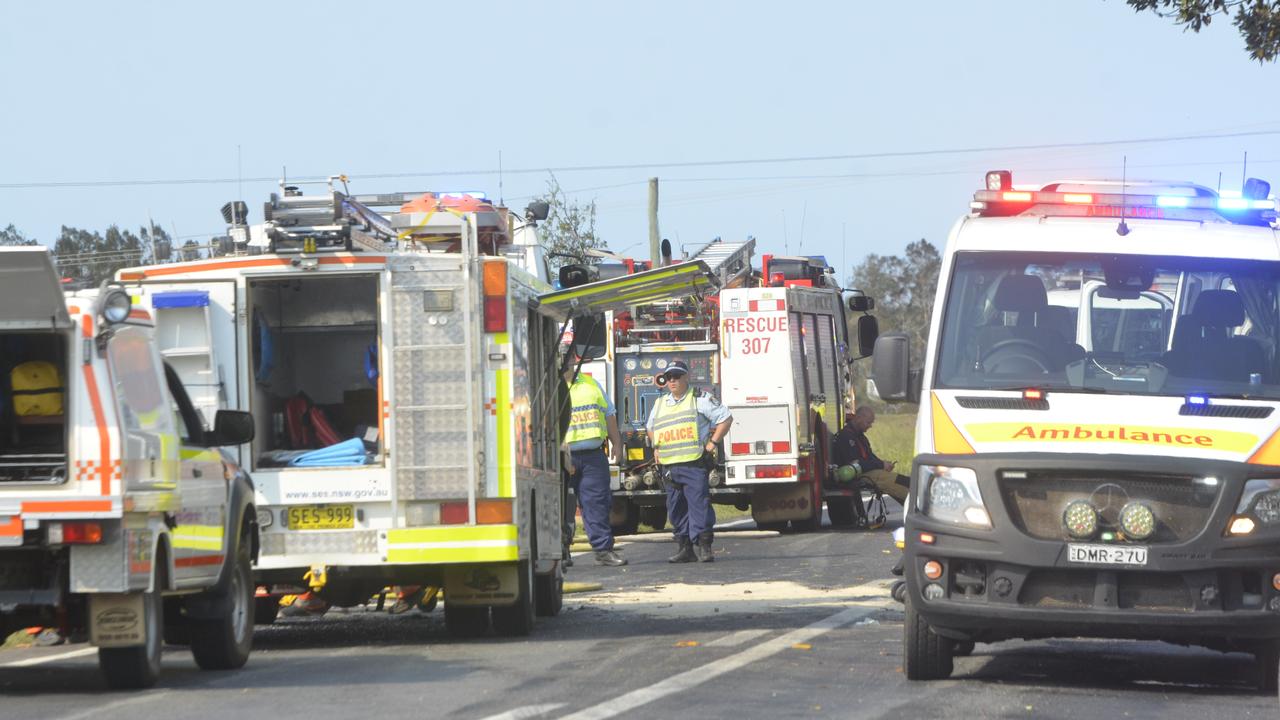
[483,260,508,333]
[771,441,790,453]
[439,500,514,525]
[746,465,794,479]
[730,443,750,455]
[48,521,103,545]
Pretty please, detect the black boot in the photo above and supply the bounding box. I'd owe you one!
[667,537,696,563]
[694,533,714,563]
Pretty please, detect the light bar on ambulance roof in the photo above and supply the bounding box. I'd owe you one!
[973,171,1276,222]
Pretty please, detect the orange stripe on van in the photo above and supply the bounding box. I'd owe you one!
[119,254,386,279]
[0,516,22,536]
[81,314,113,495]
[175,554,224,568]
[22,500,113,514]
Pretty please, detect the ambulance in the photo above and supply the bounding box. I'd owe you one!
[874,170,1280,687]
[718,260,878,531]
[0,248,257,689]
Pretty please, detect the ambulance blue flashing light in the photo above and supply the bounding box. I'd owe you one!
[1187,394,1208,406]
[1156,196,1188,208]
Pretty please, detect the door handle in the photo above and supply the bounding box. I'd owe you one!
[193,468,203,478]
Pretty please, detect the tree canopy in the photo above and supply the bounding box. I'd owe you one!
[1128,0,1280,61]
[531,177,605,272]
[848,239,941,408]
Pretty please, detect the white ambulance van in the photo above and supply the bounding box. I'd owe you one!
[874,171,1280,687]
[0,248,258,689]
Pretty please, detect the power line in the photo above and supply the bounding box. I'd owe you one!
[4,128,1279,190]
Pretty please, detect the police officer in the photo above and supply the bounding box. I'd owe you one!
[562,365,628,567]
[646,360,732,563]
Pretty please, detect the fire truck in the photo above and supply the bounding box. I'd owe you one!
[719,256,879,530]
[558,242,878,533]
[117,179,576,637]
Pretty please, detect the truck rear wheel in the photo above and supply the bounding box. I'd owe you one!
[903,597,953,680]
[535,562,564,617]
[639,506,667,532]
[99,573,165,689]
[444,602,489,638]
[254,596,280,625]
[1255,640,1280,692]
[190,538,254,670]
[492,560,536,637]
[826,497,857,527]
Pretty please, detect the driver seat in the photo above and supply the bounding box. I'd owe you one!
[975,275,1075,372]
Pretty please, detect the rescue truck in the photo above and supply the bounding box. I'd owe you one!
[874,170,1280,687]
[0,248,257,689]
[720,258,878,531]
[118,179,716,637]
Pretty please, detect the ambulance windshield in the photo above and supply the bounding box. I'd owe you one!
[934,252,1280,399]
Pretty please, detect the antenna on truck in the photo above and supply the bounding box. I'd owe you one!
[1117,155,1130,237]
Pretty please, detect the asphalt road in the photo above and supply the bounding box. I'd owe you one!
[2,511,1279,719]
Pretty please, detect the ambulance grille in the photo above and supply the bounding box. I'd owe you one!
[955,396,1048,411]
[1178,403,1272,418]
[1000,471,1218,543]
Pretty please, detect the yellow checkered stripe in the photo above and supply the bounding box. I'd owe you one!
[385,524,517,564]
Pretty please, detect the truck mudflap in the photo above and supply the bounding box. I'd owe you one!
[443,564,520,607]
[89,592,147,647]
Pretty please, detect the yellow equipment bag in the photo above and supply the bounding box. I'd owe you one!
[11,361,64,417]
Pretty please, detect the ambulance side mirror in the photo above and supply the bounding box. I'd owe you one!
[870,333,918,403]
[210,410,255,446]
[855,315,879,359]
[847,293,874,313]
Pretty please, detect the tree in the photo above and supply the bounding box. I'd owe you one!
[531,176,605,271]
[1128,0,1280,62]
[848,239,941,408]
[0,224,38,246]
[51,224,166,284]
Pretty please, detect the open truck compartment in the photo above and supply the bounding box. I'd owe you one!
[0,331,70,484]
[248,274,382,469]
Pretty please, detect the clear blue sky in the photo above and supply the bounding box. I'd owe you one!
[3,1,1277,275]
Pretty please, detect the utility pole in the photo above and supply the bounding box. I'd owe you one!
[648,177,660,266]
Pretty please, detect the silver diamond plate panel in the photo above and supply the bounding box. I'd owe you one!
[70,525,130,592]
[394,408,471,468]
[393,347,468,406]
[283,530,379,555]
[392,289,467,346]
[261,532,285,557]
[397,468,471,500]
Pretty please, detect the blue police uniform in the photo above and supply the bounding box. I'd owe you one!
[564,374,618,552]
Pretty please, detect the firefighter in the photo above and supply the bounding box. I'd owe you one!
[561,364,628,567]
[647,360,733,563]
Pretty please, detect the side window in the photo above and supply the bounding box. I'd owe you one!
[789,311,810,439]
[163,364,204,444]
[107,328,177,483]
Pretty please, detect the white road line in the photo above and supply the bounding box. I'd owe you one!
[1,646,97,667]
[703,628,770,648]
[478,703,568,720]
[557,604,879,720]
[55,690,170,720]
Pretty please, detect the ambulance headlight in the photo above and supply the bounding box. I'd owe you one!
[917,466,991,529]
[99,289,132,325]
[1238,479,1280,526]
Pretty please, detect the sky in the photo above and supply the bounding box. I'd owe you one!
[2,1,1278,276]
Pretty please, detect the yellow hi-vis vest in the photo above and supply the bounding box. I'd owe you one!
[565,376,608,446]
[651,391,702,465]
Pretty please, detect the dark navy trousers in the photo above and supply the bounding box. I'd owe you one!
[666,463,716,542]
[569,448,614,551]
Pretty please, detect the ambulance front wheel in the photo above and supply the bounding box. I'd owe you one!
[99,570,165,689]
[189,537,254,670]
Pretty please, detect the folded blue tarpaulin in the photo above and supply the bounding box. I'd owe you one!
[288,438,368,467]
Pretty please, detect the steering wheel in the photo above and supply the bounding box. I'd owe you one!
[980,338,1053,374]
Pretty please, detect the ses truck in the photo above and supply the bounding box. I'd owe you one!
[118,182,571,637]
[874,170,1280,687]
[0,248,257,689]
